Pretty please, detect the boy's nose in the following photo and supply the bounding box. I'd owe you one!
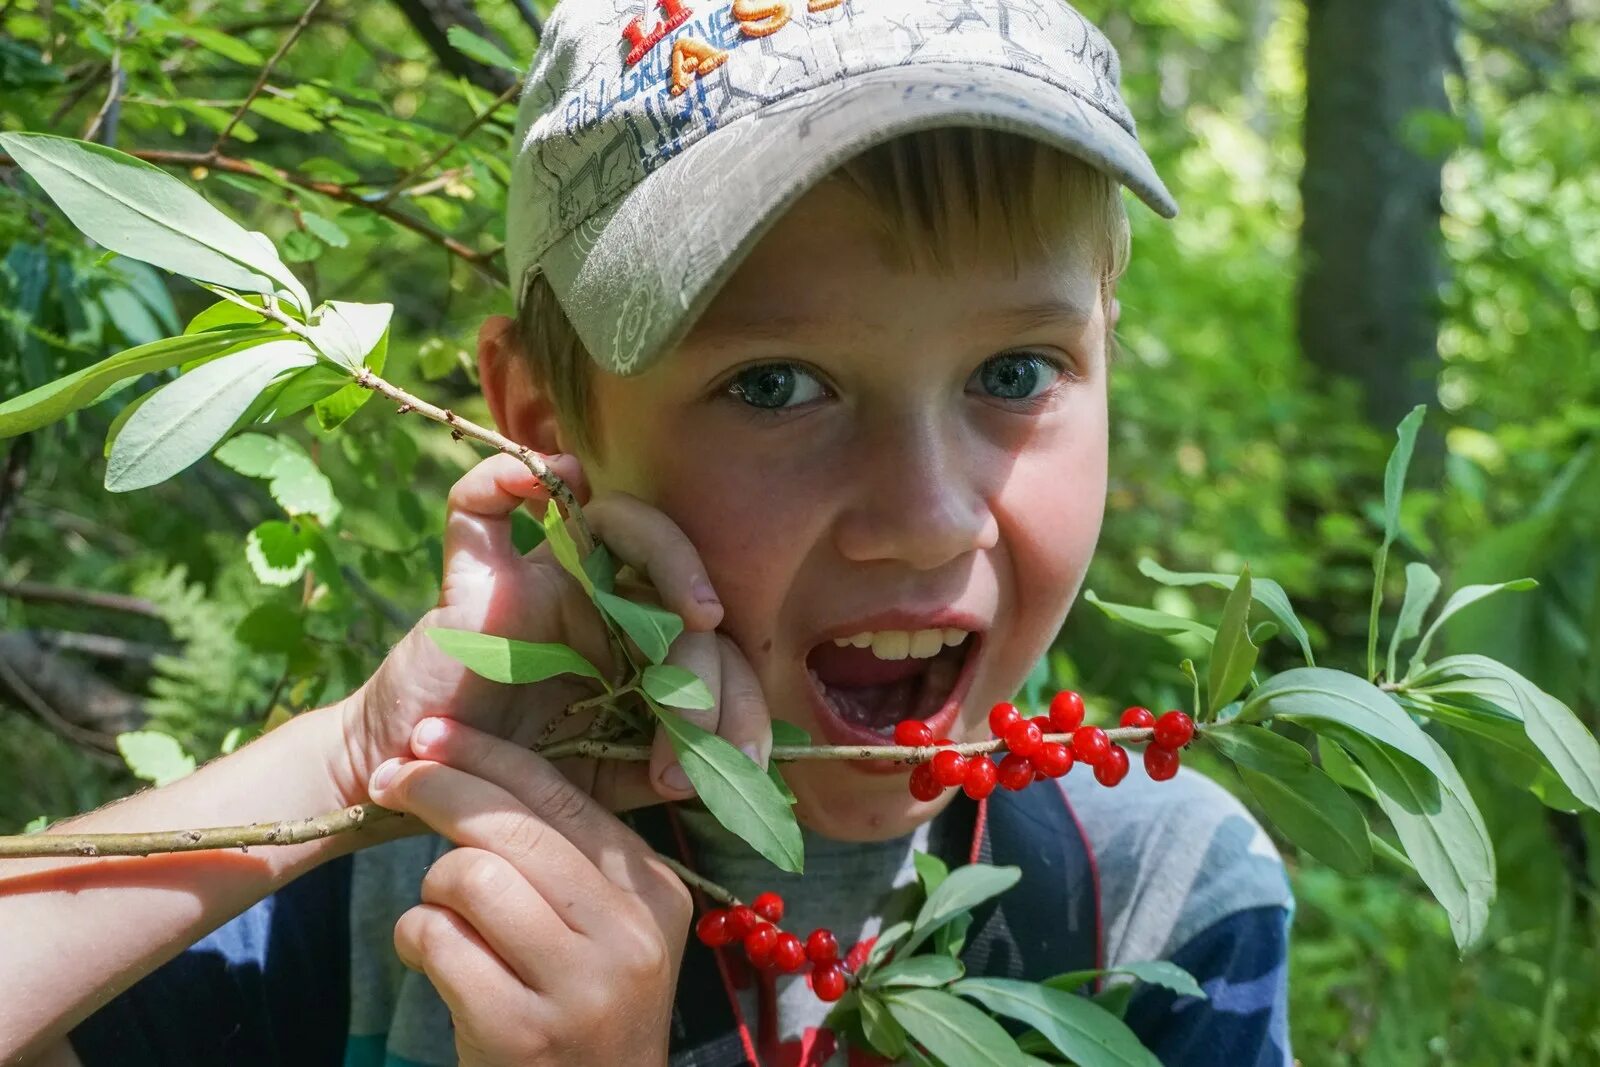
[831,422,1000,571]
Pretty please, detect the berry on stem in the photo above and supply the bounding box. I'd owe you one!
[1034,741,1073,779]
[963,757,998,799]
[1002,719,1043,758]
[813,962,848,1002]
[1049,690,1086,733]
[998,753,1034,791]
[744,923,777,967]
[988,702,1022,736]
[696,909,733,947]
[727,904,759,939]
[1145,744,1181,781]
[931,749,969,788]
[773,932,807,972]
[894,719,934,747]
[806,928,839,964]
[844,937,876,972]
[1094,745,1131,786]
[1154,710,1195,749]
[908,762,943,801]
[753,891,784,923]
[1119,706,1156,730]
[1071,725,1110,766]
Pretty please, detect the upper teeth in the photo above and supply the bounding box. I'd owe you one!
[831,628,970,660]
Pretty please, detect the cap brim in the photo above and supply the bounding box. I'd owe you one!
[539,61,1177,375]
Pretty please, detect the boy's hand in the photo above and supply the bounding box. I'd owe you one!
[367,718,689,1067]
[338,453,770,813]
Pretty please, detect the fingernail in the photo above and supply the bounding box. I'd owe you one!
[370,757,405,793]
[662,763,693,793]
[412,717,447,751]
[740,743,766,770]
[692,577,721,605]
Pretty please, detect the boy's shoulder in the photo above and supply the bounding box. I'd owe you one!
[1059,762,1293,968]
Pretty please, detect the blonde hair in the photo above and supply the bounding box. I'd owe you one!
[515,127,1131,455]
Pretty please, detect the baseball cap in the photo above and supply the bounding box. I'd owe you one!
[506,0,1177,376]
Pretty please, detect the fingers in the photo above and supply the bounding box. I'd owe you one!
[443,452,587,579]
[419,847,576,992]
[393,902,531,1022]
[583,493,724,633]
[648,634,771,803]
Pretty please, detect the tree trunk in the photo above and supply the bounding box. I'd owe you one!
[1298,0,1455,430]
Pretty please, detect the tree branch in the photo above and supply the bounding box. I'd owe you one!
[0,581,163,620]
[209,0,325,157]
[390,0,518,93]
[373,79,520,209]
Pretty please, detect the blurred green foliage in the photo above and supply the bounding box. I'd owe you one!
[1,0,1596,1061]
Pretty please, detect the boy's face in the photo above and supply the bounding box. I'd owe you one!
[518,180,1108,842]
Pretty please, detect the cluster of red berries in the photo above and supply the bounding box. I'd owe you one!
[693,891,871,1002]
[898,691,1195,801]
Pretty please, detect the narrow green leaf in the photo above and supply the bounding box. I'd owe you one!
[1082,590,1216,642]
[1206,564,1257,717]
[306,300,392,370]
[1201,725,1312,777]
[581,543,617,594]
[885,988,1032,1067]
[1137,557,1315,665]
[1400,691,1586,813]
[105,341,317,491]
[117,730,197,786]
[914,850,951,896]
[641,664,714,709]
[1369,404,1428,680]
[951,978,1159,1067]
[446,26,524,72]
[1317,736,1376,801]
[1386,562,1441,681]
[0,132,311,312]
[870,956,965,989]
[904,864,1021,955]
[860,920,914,978]
[1410,580,1539,671]
[427,628,605,686]
[314,326,387,429]
[767,721,809,803]
[859,994,908,1059]
[23,815,51,835]
[597,591,684,665]
[1237,764,1372,875]
[541,499,594,598]
[654,707,803,873]
[1045,960,1206,1000]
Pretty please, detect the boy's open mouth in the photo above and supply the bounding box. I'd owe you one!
[803,628,981,755]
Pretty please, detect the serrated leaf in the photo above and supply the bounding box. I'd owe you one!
[427,628,605,686]
[1206,564,1257,717]
[0,132,310,312]
[870,956,964,988]
[105,341,318,491]
[641,664,714,709]
[1410,580,1539,670]
[446,26,524,72]
[597,591,684,665]
[1082,590,1216,641]
[1387,562,1441,681]
[1045,960,1206,1000]
[1237,763,1371,875]
[904,863,1021,955]
[885,988,1032,1067]
[117,730,197,786]
[955,979,1159,1066]
[654,707,803,873]
[1137,558,1314,665]
[245,520,318,586]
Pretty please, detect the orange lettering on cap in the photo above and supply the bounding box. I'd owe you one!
[733,0,791,36]
[808,0,844,10]
[670,37,729,95]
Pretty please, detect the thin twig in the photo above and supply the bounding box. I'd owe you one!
[373,80,520,209]
[0,804,404,858]
[658,854,736,905]
[509,0,545,39]
[209,0,324,157]
[0,581,164,620]
[0,653,122,762]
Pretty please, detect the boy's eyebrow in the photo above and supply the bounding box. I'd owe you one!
[980,298,1097,335]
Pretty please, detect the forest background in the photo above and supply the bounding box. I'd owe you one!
[0,0,1596,1062]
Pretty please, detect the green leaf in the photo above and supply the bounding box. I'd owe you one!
[184,294,275,334]
[117,730,197,786]
[641,664,714,709]
[581,543,617,594]
[314,326,387,429]
[860,920,914,978]
[951,978,1160,1067]
[1334,731,1495,951]
[766,720,809,802]
[541,499,594,598]
[215,433,340,524]
[885,988,1032,1067]
[306,300,392,370]
[1400,690,1586,813]
[235,601,304,654]
[1317,736,1376,801]
[1201,724,1311,776]
[1409,579,1539,671]
[446,26,524,73]
[859,993,908,1059]
[1387,562,1441,681]
[870,956,965,989]
[0,328,282,438]
[427,628,605,686]
[105,341,318,491]
[248,96,324,134]
[1206,564,1257,717]
[1082,590,1216,642]
[245,520,319,586]
[597,591,684,665]
[1138,558,1314,665]
[0,133,311,313]
[914,850,951,896]
[23,815,51,834]
[1237,763,1372,875]
[152,17,264,65]
[904,863,1021,955]
[300,212,348,248]
[1412,655,1600,812]
[1239,667,1448,781]
[1368,405,1428,679]
[1045,960,1206,1000]
[654,707,803,873]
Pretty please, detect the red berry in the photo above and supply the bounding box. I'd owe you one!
[933,737,955,746]
[744,922,777,966]
[1145,744,1181,781]
[963,757,998,799]
[1003,719,1043,758]
[1119,706,1156,730]
[812,962,848,1002]
[1034,741,1073,778]
[1049,690,1086,733]
[696,909,733,947]
[1094,745,1131,786]
[894,719,934,747]
[998,753,1035,791]
[931,749,969,787]
[1071,725,1110,765]
[908,762,943,801]
[1030,714,1054,734]
[987,701,1022,736]
[772,932,807,972]
[1153,710,1195,749]
[752,891,784,923]
[805,928,839,964]
[844,937,876,972]
[727,904,759,938]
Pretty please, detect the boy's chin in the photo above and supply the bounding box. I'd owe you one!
[789,764,954,843]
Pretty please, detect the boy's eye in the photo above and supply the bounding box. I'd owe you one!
[971,352,1061,401]
[727,362,827,410]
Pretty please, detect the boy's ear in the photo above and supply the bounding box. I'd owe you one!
[478,314,566,456]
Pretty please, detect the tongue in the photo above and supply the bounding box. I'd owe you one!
[808,643,964,733]
[809,643,928,687]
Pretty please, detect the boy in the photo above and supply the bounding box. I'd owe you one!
[3,0,1294,1063]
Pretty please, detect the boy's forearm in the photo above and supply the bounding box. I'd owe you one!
[0,700,406,1061]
